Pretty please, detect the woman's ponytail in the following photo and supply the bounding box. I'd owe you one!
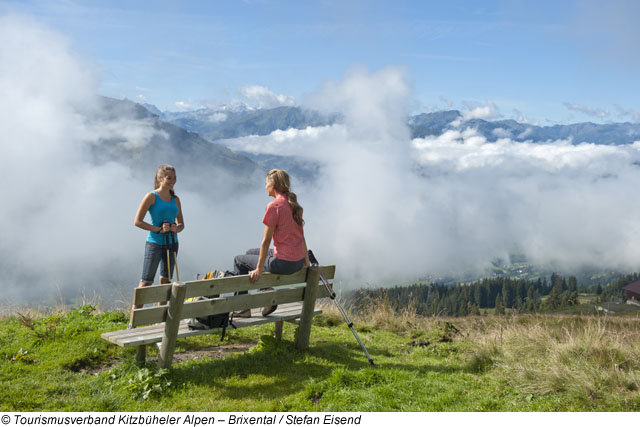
[286,191,304,227]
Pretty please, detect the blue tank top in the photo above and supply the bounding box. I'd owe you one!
[146,191,179,245]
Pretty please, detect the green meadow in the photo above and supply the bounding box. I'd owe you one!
[1,300,639,411]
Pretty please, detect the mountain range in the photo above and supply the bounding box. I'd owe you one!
[93,98,263,192]
[92,99,640,188]
[409,111,640,145]
[143,103,640,146]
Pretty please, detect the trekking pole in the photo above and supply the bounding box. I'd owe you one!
[172,230,180,282]
[163,221,172,282]
[308,250,374,365]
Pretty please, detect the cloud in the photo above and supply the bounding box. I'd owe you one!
[492,127,512,139]
[208,112,228,123]
[564,102,610,119]
[615,104,640,122]
[239,85,295,109]
[449,101,501,127]
[222,70,640,284]
[461,101,500,120]
[222,126,334,156]
[174,100,193,111]
[411,128,640,271]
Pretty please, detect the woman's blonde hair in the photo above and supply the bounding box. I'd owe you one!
[154,165,176,198]
[267,169,304,226]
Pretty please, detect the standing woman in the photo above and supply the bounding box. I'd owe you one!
[133,165,184,309]
[233,169,310,317]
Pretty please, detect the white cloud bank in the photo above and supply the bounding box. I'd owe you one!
[224,69,640,284]
[240,85,295,109]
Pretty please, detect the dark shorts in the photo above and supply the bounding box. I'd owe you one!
[141,241,178,283]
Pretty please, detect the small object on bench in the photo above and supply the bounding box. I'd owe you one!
[101,265,336,369]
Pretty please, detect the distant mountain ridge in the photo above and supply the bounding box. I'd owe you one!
[144,103,640,146]
[94,97,262,191]
[409,111,640,145]
[156,105,340,142]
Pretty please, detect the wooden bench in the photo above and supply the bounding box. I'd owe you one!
[101,265,335,368]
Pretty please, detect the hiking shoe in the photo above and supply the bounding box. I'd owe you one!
[262,305,277,316]
[233,309,251,318]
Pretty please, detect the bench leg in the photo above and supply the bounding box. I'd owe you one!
[158,282,187,369]
[274,321,283,340]
[296,267,320,350]
[136,345,146,366]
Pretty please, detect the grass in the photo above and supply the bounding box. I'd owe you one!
[1,300,640,411]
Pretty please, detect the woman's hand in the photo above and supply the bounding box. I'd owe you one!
[170,223,178,233]
[161,222,171,233]
[249,268,262,283]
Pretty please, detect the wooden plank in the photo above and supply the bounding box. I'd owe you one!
[132,288,301,327]
[103,302,309,346]
[106,302,307,343]
[158,282,187,369]
[132,284,172,306]
[104,308,322,347]
[131,265,335,306]
[296,267,320,350]
[130,283,332,327]
[102,302,309,343]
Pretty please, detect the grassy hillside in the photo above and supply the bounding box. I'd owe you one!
[1,300,639,411]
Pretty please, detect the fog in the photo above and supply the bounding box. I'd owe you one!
[224,69,640,284]
[3,16,640,307]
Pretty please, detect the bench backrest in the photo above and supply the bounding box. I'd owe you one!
[129,265,336,327]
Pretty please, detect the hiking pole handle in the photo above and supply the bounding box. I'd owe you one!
[308,249,319,266]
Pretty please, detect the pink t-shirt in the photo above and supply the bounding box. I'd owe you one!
[263,194,305,261]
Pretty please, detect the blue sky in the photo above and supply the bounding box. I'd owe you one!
[0,0,637,124]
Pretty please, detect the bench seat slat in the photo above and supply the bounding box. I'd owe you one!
[103,303,308,343]
[102,303,321,347]
[103,301,307,343]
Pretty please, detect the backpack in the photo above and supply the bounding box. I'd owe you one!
[186,270,237,341]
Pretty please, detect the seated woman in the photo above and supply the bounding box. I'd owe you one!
[233,169,310,317]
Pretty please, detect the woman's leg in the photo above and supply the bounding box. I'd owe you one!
[133,280,152,310]
[267,257,305,275]
[158,243,178,305]
[232,249,273,317]
[134,242,162,309]
[234,249,273,294]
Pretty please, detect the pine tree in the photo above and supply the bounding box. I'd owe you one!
[495,295,505,315]
[502,282,515,308]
